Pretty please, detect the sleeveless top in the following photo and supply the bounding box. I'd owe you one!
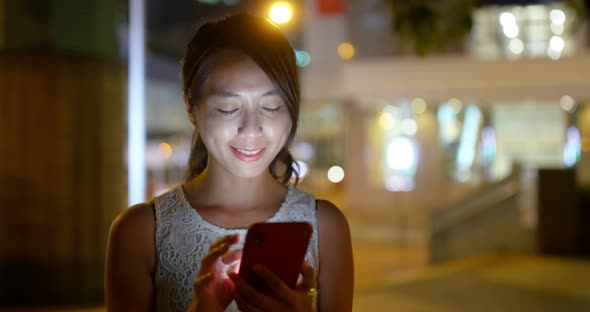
[152,185,320,312]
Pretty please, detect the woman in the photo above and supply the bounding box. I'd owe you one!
[105,13,353,312]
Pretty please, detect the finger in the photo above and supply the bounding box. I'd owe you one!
[221,249,242,265]
[228,261,240,275]
[300,261,317,289]
[199,243,232,274]
[224,250,242,275]
[234,291,265,312]
[193,272,213,290]
[203,243,230,263]
[209,233,240,251]
[230,273,276,311]
[252,265,295,303]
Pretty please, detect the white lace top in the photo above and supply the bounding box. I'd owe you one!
[152,185,320,312]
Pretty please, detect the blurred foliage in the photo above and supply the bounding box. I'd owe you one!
[386,0,477,56]
[567,0,589,33]
[385,0,588,56]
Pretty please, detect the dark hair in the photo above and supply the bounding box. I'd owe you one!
[181,13,300,184]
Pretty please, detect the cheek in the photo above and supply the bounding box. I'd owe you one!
[266,114,292,141]
[282,113,293,137]
[199,116,236,145]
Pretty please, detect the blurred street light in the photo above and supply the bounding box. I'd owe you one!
[327,166,345,183]
[560,95,576,112]
[411,98,427,114]
[159,142,173,159]
[338,42,355,60]
[269,1,293,25]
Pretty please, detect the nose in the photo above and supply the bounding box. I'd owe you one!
[238,109,263,137]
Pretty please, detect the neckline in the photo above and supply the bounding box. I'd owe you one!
[177,184,293,232]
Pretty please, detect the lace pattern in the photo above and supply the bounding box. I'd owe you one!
[153,185,319,312]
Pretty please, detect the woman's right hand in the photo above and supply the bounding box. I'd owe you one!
[188,234,242,312]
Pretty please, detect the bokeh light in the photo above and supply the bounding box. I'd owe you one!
[385,176,415,192]
[509,38,524,54]
[400,118,418,136]
[499,12,516,26]
[411,98,427,114]
[448,98,463,113]
[295,50,311,67]
[563,126,581,167]
[551,23,564,35]
[549,36,565,52]
[338,42,355,60]
[550,9,566,25]
[379,112,396,130]
[159,142,173,159]
[386,137,418,171]
[327,166,345,183]
[269,1,292,25]
[292,141,315,161]
[503,24,520,38]
[547,47,562,60]
[295,160,309,178]
[560,95,576,112]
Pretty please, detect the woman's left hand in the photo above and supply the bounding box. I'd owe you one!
[229,261,316,312]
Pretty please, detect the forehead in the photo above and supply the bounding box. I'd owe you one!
[205,52,274,92]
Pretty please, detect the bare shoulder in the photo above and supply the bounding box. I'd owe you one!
[105,202,156,310]
[315,199,354,311]
[107,202,156,270]
[316,199,350,234]
[113,202,155,225]
[110,202,156,242]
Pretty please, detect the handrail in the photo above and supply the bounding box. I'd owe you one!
[431,171,522,234]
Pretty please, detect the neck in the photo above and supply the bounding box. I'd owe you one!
[185,164,286,210]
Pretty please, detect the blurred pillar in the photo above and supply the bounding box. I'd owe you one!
[0,0,4,49]
[578,103,590,188]
[301,0,347,68]
[0,0,124,305]
[343,101,367,214]
[586,0,590,49]
[537,169,579,256]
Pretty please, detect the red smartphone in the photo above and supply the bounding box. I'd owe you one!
[239,222,312,290]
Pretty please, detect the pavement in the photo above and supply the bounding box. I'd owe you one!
[2,220,590,311]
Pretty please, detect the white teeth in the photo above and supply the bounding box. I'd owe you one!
[237,148,262,155]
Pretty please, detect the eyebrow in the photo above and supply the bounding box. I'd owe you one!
[211,89,239,98]
[211,89,280,97]
[262,89,280,96]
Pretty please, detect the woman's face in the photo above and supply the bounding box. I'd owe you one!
[193,52,292,179]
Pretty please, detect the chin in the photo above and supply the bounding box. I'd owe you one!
[233,170,268,179]
[229,164,270,179]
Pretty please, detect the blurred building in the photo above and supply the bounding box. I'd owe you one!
[140,0,590,264]
[0,0,125,305]
[1,0,589,307]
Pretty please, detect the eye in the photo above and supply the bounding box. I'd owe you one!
[263,106,281,113]
[217,108,238,115]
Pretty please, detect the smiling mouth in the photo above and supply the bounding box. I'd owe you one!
[235,148,263,155]
[231,147,266,161]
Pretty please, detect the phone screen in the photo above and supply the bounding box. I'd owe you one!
[239,222,312,290]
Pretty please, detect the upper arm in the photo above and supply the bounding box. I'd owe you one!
[316,200,354,312]
[105,202,156,312]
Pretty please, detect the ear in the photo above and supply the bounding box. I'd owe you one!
[183,92,191,113]
[184,92,198,128]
